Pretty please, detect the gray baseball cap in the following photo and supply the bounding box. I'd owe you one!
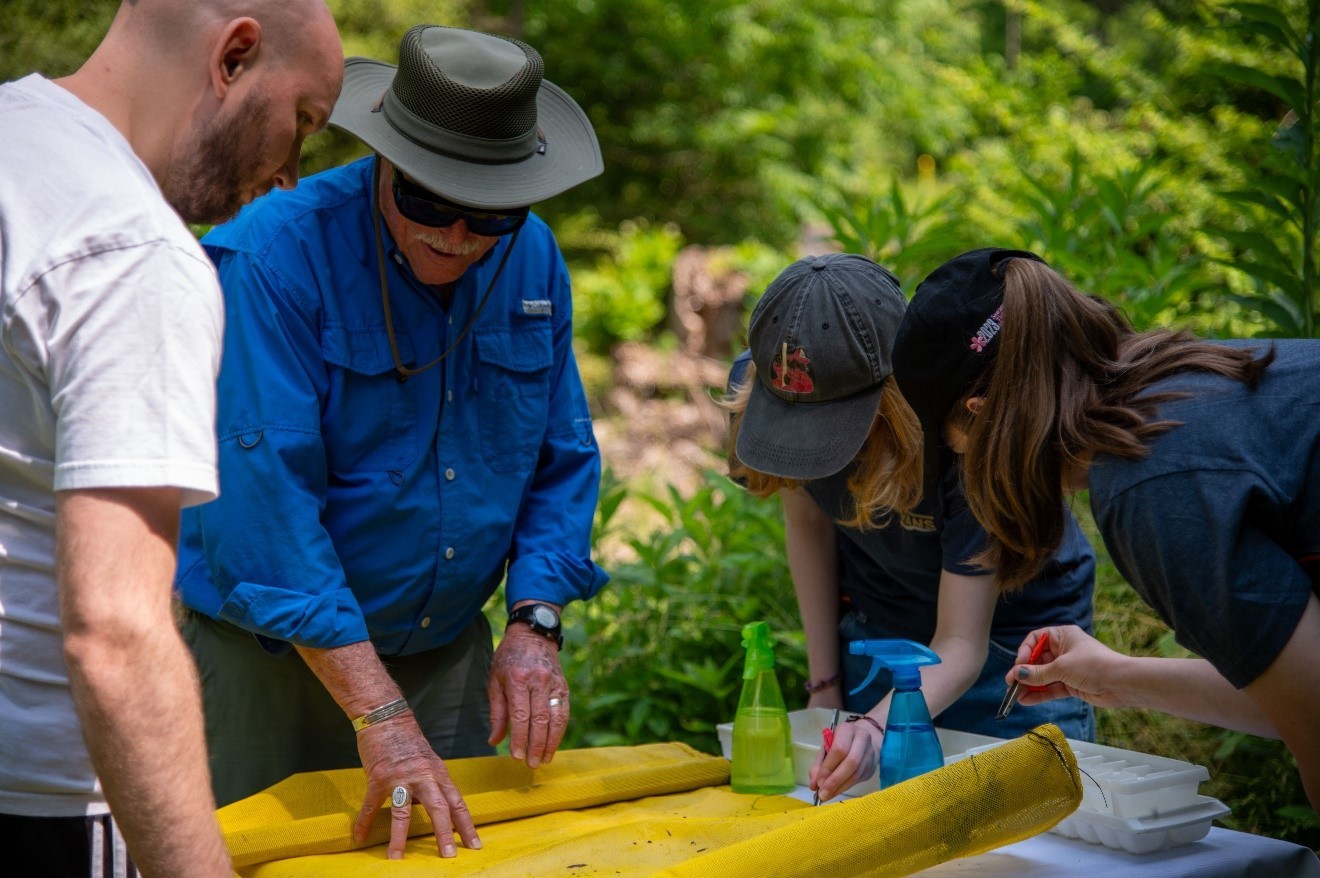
[735,253,907,480]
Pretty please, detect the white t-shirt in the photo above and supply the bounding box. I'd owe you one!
[0,74,223,817]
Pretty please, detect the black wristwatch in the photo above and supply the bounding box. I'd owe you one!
[507,603,563,649]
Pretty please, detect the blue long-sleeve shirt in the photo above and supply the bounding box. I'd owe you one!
[176,157,608,655]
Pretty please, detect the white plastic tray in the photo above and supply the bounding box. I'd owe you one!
[717,707,1230,854]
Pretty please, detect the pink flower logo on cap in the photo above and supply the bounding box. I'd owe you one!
[968,305,1004,353]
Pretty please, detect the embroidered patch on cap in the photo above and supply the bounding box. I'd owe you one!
[522,299,553,316]
[969,304,1004,352]
[771,346,815,393]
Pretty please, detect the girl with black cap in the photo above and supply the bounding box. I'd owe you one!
[724,252,1096,803]
[890,248,1320,812]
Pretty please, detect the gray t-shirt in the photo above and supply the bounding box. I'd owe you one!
[1089,339,1320,688]
[0,75,222,817]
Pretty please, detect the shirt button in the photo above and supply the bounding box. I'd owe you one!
[446,390,453,402]
[445,547,455,559]
[445,468,455,481]
[420,617,431,629]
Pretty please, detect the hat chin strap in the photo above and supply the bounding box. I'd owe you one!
[372,158,521,382]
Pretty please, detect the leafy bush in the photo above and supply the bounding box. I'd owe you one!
[562,218,685,355]
[559,469,807,752]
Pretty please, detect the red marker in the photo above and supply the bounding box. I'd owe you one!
[812,710,841,806]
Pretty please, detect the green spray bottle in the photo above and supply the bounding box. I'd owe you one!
[730,621,795,794]
[849,639,944,788]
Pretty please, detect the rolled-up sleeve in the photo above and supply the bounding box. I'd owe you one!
[190,249,370,648]
[504,254,609,609]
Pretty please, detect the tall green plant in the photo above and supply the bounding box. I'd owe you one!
[1012,153,1211,330]
[811,178,968,290]
[1211,0,1320,337]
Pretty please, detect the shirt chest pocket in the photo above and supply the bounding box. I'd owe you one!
[474,327,553,473]
[320,325,418,473]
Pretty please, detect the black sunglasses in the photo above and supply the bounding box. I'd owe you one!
[391,173,528,237]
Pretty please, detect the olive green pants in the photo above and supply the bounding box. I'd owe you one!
[183,611,495,807]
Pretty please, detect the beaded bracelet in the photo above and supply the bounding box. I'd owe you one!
[803,672,842,693]
[846,714,886,735]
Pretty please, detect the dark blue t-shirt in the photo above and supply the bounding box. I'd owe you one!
[1089,339,1320,688]
[730,350,1095,646]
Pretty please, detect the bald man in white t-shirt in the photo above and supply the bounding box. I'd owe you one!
[0,2,342,875]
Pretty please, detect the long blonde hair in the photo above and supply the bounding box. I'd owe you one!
[957,258,1275,591]
[723,362,924,528]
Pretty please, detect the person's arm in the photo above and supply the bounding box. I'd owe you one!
[57,488,230,878]
[1009,624,1270,731]
[494,241,608,768]
[812,569,996,801]
[296,643,480,860]
[781,487,843,710]
[1014,601,1320,813]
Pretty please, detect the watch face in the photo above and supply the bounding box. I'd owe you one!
[531,605,559,628]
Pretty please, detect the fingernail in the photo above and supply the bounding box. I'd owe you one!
[528,756,540,769]
[472,837,484,850]
[512,748,524,760]
[389,850,403,861]
[1017,667,1029,679]
[443,844,457,858]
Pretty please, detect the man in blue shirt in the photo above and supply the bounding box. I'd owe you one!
[175,25,608,861]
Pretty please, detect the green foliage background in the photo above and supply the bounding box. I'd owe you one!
[8,0,1317,850]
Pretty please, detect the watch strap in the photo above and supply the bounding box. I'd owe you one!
[508,603,563,649]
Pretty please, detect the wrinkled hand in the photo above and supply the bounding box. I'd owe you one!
[352,712,481,860]
[1009,625,1131,710]
[488,626,569,768]
[808,716,882,803]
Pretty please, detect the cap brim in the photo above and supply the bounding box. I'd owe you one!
[735,380,884,481]
[329,58,604,210]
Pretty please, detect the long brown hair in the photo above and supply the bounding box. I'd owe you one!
[958,258,1275,591]
[723,362,924,528]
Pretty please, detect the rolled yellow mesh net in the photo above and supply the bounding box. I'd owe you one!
[219,725,1080,877]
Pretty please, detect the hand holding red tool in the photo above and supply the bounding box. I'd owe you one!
[995,633,1052,721]
[812,709,841,805]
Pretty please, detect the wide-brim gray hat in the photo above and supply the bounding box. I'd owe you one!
[330,25,603,210]
[735,254,907,481]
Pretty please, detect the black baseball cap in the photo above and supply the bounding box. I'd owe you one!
[735,253,906,480]
[891,247,1047,498]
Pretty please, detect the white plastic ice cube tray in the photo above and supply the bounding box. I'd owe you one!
[717,708,1230,854]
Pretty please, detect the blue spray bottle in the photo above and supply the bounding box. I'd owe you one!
[730,621,795,794]
[849,639,944,788]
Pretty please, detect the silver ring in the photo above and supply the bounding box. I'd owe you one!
[391,785,410,808]
[548,697,563,708]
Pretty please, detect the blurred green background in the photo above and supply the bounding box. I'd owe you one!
[8,0,1317,849]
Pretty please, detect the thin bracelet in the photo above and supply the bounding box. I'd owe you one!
[804,672,842,693]
[846,714,886,735]
[351,698,410,733]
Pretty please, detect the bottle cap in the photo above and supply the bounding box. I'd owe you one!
[741,621,776,678]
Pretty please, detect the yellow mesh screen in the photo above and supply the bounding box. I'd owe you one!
[221,726,1080,877]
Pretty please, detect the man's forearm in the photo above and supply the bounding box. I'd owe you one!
[296,640,407,720]
[58,489,230,878]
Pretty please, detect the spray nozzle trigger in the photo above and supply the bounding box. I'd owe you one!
[847,639,941,695]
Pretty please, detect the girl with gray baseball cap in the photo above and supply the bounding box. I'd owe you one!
[723,253,1096,803]
[890,247,1320,814]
